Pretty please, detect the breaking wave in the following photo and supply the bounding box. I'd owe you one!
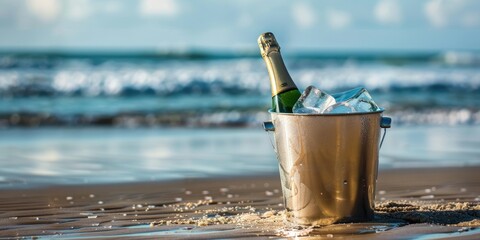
[0,53,479,127]
[1,55,479,97]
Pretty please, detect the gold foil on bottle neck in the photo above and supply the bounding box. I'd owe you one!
[258,32,297,97]
[258,32,280,57]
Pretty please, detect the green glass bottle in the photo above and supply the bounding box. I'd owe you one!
[258,32,301,113]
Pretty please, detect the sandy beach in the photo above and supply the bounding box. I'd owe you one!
[1,166,479,239]
[2,1,480,239]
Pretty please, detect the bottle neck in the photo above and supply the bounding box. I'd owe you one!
[263,51,297,97]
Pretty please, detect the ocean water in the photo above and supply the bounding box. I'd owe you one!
[0,52,479,188]
[1,52,479,127]
[1,126,479,189]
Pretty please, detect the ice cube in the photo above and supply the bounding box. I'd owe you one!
[324,102,356,114]
[293,86,336,114]
[329,87,380,113]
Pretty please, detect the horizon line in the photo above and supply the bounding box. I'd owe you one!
[0,48,477,56]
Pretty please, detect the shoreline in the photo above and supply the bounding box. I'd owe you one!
[1,167,479,239]
[1,126,480,191]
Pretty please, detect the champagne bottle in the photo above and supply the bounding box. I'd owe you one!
[258,32,301,113]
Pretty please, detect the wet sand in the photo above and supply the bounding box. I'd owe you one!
[1,167,479,239]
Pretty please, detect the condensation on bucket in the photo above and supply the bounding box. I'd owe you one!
[270,111,383,226]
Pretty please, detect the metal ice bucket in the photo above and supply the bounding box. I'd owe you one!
[264,110,391,226]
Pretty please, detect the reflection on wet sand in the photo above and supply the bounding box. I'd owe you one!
[0,167,479,239]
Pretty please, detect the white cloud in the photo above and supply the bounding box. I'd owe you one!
[374,0,402,25]
[425,0,479,28]
[326,9,351,30]
[425,0,448,27]
[26,0,61,22]
[66,0,92,21]
[292,2,316,29]
[139,0,179,17]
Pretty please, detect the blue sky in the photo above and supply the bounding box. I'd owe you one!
[0,0,479,52]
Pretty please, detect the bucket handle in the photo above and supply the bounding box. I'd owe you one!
[263,116,392,148]
[262,121,278,155]
[379,117,391,149]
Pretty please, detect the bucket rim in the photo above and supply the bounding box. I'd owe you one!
[268,108,384,116]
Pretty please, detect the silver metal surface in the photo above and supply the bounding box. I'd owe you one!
[269,111,386,225]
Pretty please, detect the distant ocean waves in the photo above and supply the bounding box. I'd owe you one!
[1,53,480,98]
[1,111,479,129]
[1,54,479,127]
[0,109,269,128]
[1,104,479,128]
